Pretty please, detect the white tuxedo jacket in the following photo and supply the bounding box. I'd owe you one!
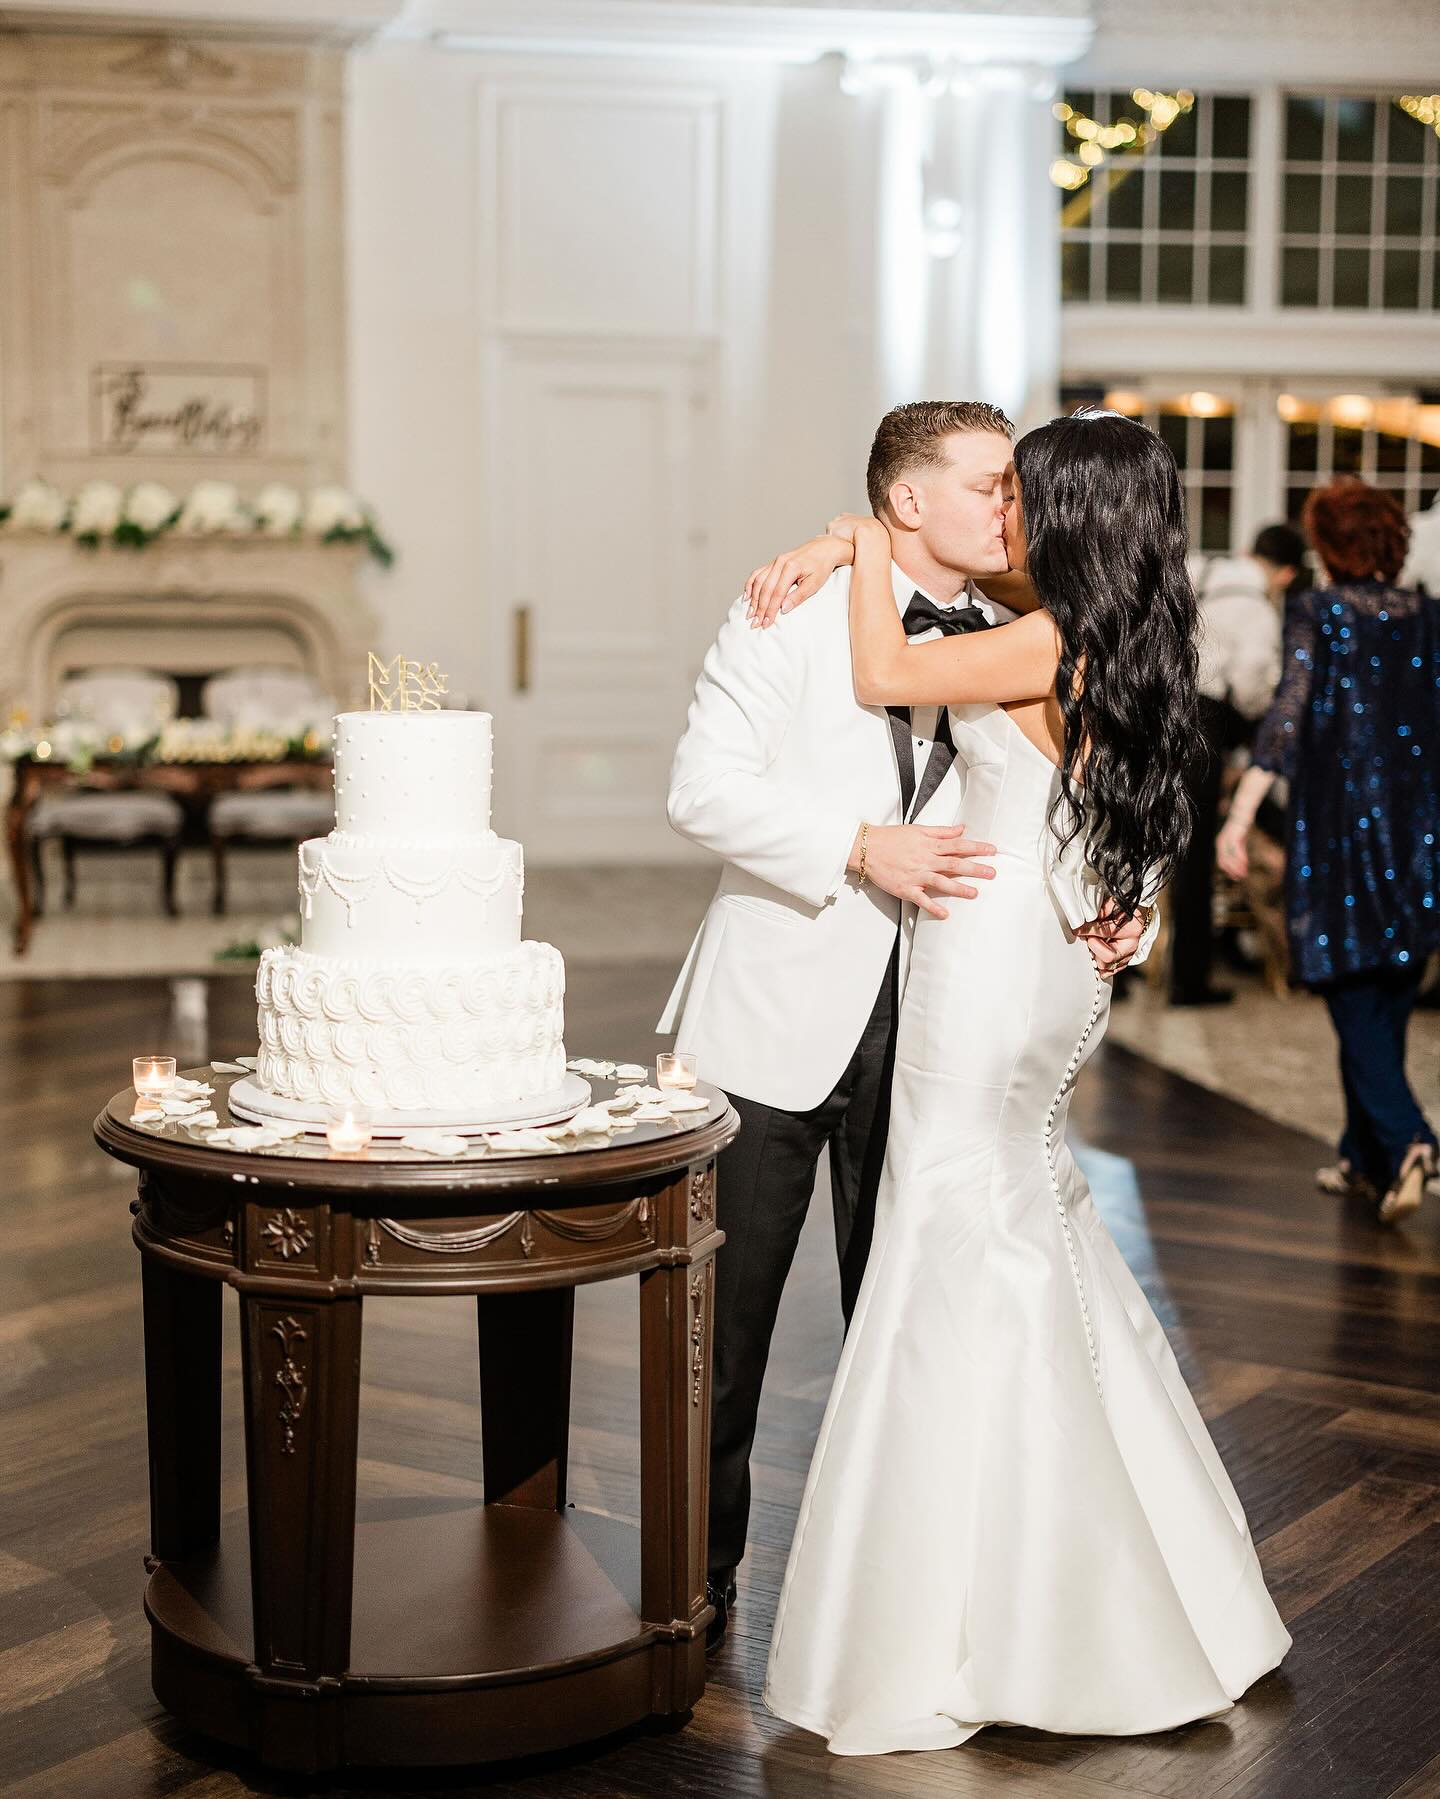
[659,563,996,1111]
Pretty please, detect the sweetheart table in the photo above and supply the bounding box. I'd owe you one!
[95,1069,738,1773]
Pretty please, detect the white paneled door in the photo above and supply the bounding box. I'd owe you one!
[485,343,714,863]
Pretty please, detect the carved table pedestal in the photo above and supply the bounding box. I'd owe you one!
[95,1074,738,1773]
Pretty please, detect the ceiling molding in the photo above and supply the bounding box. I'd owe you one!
[0,0,404,42]
[392,1,1096,69]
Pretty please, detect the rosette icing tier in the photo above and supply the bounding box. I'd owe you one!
[256,942,566,1111]
[254,707,567,1118]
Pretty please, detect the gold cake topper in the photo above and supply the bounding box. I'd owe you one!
[367,652,449,712]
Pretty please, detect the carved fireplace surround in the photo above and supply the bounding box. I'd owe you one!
[0,536,377,719]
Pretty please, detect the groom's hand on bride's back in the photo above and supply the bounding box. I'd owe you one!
[850,823,996,919]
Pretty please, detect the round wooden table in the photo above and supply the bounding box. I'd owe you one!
[95,1071,738,1774]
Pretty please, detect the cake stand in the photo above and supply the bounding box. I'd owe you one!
[227,1071,592,1137]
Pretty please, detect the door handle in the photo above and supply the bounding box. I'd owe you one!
[513,604,531,694]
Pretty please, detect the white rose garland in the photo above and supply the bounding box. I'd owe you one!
[0,478,392,565]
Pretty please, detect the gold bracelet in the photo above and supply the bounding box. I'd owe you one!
[856,823,870,888]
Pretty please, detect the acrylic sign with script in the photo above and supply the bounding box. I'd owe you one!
[92,365,264,456]
[367,653,449,712]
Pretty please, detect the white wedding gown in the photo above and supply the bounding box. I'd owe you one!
[763,703,1291,1755]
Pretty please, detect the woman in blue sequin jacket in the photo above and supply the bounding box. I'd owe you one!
[1218,478,1439,1224]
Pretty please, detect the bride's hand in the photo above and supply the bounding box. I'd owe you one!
[747,518,889,628]
[744,533,855,629]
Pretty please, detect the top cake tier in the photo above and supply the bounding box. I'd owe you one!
[332,710,493,840]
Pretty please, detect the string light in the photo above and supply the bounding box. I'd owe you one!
[1050,88,1194,191]
[1396,94,1440,136]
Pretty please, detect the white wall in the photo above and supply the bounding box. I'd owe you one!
[348,42,876,694]
[347,39,1066,840]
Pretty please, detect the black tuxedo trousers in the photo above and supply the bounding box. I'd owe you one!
[707,941,899,1579]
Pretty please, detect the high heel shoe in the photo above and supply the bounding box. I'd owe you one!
[1316,1160,1378,1203]
[1378,1142,1436,1225]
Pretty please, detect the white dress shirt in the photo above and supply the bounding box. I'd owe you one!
[899,574,1005,802]
[1195,557,1282,721]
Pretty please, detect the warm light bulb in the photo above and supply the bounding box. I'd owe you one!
[1187,391,1224,418]
[1328,393,1375,429]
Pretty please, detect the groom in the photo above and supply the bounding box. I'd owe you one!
[659,400,1151,1651]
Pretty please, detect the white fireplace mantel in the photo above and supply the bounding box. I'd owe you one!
[0,535,379,717]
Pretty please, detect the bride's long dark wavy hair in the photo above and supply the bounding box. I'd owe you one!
[1012,410,1200,915]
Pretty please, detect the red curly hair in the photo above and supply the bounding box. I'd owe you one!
[1302,477,1410,584]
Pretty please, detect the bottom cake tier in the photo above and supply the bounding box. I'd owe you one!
[255,940,566,1113]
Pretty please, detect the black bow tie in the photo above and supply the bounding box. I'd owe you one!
[902,592,992,638]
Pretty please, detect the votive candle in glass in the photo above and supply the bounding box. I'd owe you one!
[656,1052,699,1092]
[133,1055,178,1097]
[325,1108,372,1156]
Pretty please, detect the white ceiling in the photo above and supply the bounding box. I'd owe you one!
[0,0,1432,83]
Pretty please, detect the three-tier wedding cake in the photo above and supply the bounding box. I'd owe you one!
[252,709,567,1120]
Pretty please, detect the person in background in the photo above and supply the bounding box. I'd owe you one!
[1218,480,1440,1223]
[1170,523,1307,1005]
[1402,491,1440,597]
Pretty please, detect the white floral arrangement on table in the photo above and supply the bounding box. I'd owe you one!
[0,477,394,566]
[152,718,316,765]
[0,713,332,769]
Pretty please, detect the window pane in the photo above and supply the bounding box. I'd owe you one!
[1105,240,1142,301]
[1284,173,1322,233]
[1202,416,1234,471]
[1210,95,1251,159]
[1106,165,1144,230]
[1333,245,1371,307]
[1332,426,1364,473]
[1422,436,1440,475]
[1157,243,1194,302]
[1282,246,1321,306]
[1160,169,1196,230]
[1385,175,1425,236]
[1287,484,1313,523]
[1383,248,1422,309]
[1335,174,1372,235]
[1159,169,1195,232]
[1388,102,1429,164]
[1159,412,1188,460]
[1061,241,1091,302]
[1200,487,1233,553]
[1285,95,1326,161]
[1065,90,1096,123]
[1335,98,1377,161]
[1157,103,1198,158]
[1208,243,1247,304]
[1210,170,1249,232]
[1376,430,1411,473]
[1287,423,1320,472]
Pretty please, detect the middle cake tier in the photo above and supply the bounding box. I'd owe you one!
[296,829,523,961]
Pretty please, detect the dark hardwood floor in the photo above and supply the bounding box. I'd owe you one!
[3,966,1440,1798]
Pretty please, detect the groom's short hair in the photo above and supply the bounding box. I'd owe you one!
[867,400,1015,517]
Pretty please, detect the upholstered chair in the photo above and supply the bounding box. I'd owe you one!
[29,669,184,917]
[201,667,337,915]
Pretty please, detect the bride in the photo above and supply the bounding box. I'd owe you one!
[742,409,1291,1755]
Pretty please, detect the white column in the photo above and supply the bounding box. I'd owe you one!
[851,60,933,409]
[932,63,1063,430]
